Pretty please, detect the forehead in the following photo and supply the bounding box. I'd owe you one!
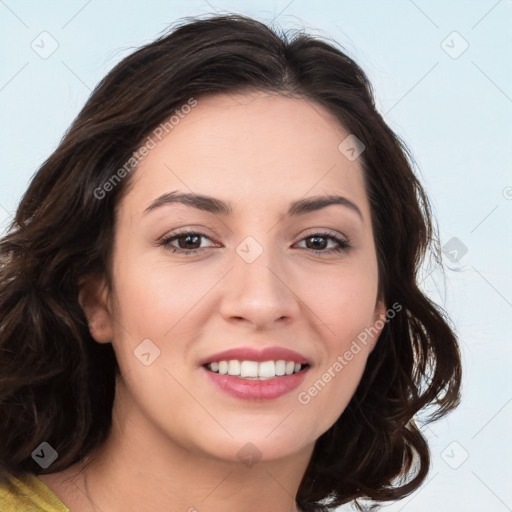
[123,91,369,218]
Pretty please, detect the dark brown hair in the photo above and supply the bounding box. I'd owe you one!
[0,13,461,511]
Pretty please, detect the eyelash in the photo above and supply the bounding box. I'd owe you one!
[158,230,351,256]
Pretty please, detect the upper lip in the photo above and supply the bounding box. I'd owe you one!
[199,346,310,366]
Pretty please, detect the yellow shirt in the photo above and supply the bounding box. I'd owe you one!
[0,473,70,512]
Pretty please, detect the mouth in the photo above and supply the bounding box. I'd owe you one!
[199,346,311,400]
[203,360,310,380]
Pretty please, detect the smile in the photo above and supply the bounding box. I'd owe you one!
[202,362,309,401]
[204,360,308,379]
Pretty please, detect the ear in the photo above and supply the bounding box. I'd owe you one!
[78,273,113,344]
[368,299,387,353]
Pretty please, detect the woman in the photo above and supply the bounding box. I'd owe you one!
[0,13,461,512]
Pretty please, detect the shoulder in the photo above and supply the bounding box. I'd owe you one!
[0,473,70,512]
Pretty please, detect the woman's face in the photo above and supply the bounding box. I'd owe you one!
[84,91,386,464]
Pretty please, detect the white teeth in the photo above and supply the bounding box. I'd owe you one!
[258,360,275,378]
[205,359,306,379]
[240,361,259,377]
[218,361,228,374]
[228,360,240,375]
[275,360,286,376]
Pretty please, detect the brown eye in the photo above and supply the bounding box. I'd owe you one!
[296,232,350,254]
[174,234,202,250]
[305,235,329,250]
[159,231,216,255]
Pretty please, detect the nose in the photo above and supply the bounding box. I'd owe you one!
[219,242,300,330]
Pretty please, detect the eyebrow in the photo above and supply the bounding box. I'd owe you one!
[144,191,363,221]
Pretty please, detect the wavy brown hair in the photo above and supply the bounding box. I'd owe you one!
[0,13,461,511]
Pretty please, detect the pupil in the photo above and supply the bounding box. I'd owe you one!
[181,235,200,249]
[307,236,326,250]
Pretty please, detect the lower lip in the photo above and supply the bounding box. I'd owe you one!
[202,366,309,401]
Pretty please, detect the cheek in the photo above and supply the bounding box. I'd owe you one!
[297,329,374,436]
[301,256,379,336]
[110,250,216,338]
[323,271,379,375]
[294,261,379,428]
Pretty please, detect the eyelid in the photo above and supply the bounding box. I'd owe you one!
[300,228,349,242]
[156,225,217,243]
[157,229,219,249]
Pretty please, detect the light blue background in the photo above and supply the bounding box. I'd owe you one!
[1,1,511,511]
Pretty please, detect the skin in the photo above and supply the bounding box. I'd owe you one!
[40,91,386,512]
